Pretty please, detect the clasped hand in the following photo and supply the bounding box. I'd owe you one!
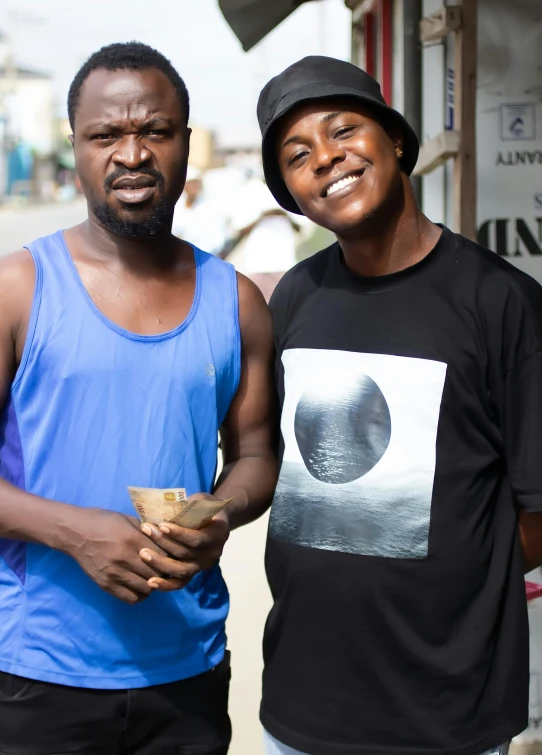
[139,494,231,592]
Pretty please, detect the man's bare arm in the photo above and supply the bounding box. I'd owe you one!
[0,251,165,603]
[0,250,69,549]
[214,272,278,528]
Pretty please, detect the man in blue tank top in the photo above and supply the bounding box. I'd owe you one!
[0,42,277,754]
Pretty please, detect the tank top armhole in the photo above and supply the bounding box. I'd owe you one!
[229,263,241,396]
[12,244,44,389]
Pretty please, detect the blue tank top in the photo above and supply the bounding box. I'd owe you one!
[0,231,240,689]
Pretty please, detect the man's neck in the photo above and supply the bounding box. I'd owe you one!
[71,213,187,276]
[336,181,442,278]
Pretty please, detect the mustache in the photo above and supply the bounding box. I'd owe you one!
[104,167,166,192]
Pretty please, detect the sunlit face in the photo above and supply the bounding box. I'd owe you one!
[71,67,190,237]
[276,98,404,236]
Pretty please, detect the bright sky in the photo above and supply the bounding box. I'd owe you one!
[1,0,351,146]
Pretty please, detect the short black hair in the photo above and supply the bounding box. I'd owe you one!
[67,41,190,131]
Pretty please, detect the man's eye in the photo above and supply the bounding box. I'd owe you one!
[92,134,115,141]
[336,126,354,138]
[147,130,167,137]
[289,150,308,165]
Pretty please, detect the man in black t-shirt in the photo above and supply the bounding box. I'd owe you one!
[256,55,542,755]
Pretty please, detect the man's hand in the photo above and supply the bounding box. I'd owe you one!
[139,494,231,591]
[63,508,167,604]
[519,509,542,573]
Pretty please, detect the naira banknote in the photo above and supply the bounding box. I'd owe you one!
[128,486,232,529]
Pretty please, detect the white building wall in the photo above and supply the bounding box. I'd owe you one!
[419,0,542,266]
[421,0,446,225]
[477,0,542,280]
[0,76,55,156]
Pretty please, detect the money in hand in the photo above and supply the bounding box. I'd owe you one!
[128,486,232,530]
[127,487,187,525]
[168,497,233,529]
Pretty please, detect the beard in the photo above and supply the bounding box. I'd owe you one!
[93,196,175,238]
[93,166,176,238]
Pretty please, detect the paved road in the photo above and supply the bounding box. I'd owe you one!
[0,199,272,755]
[0,199,87,256]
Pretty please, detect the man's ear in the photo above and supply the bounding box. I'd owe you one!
[387,126,403,153]
[68,134,74,147]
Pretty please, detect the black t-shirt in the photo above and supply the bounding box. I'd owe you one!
[262,226,542,755]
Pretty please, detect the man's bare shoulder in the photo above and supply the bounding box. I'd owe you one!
[236,271,271,321]
[0,248,34,271]
[236,271,266,307]
[235,272,273,350]
[0,249,36,326]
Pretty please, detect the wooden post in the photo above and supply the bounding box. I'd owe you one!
[454,0,478,239]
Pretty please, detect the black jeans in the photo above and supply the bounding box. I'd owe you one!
[0,653,231,755]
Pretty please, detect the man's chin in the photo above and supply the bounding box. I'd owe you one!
[308,208,375,237]
[93,199,174,238]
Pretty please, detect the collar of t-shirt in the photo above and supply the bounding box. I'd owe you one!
[331,224,452,293]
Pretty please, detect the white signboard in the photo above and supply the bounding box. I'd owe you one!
[476,0,542,281]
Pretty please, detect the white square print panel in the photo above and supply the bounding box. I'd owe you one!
[270,349,447,559]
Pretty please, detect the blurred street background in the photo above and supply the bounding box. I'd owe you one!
[1,0,542,753]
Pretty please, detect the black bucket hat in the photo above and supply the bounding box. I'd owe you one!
[257,55,420,215]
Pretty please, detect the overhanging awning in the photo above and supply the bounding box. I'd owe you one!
[218,0,317,51]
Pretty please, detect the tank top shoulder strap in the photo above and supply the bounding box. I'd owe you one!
[24,230,76,294]
[196,247,238,318]
[193,247,241,407]
[15,230,80,389]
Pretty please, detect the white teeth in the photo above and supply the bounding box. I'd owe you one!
[326,174,360,197]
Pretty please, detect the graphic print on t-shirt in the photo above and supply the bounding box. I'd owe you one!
[270,349,447,558]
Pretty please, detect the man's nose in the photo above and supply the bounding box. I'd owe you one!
[313,139,346,175]
[112,136,151,169]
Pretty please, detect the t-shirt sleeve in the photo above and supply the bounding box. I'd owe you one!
[477,254,542,511]
[484,260,542,512]
[500,347,542,512]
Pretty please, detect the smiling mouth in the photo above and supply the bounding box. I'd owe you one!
[324,171,364,198]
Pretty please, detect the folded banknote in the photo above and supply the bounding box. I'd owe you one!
[128,486,232,529]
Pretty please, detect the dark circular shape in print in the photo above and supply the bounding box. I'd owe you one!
[294,374,391,484]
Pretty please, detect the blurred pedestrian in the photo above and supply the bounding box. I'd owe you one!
[0,41,276,754]
[172,165,230,256]
[227,174,300,302]
[257,55,542,755]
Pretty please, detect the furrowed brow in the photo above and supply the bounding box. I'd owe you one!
[86,116,172,133]
[142,117,172,129]
[88,122,118,131]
